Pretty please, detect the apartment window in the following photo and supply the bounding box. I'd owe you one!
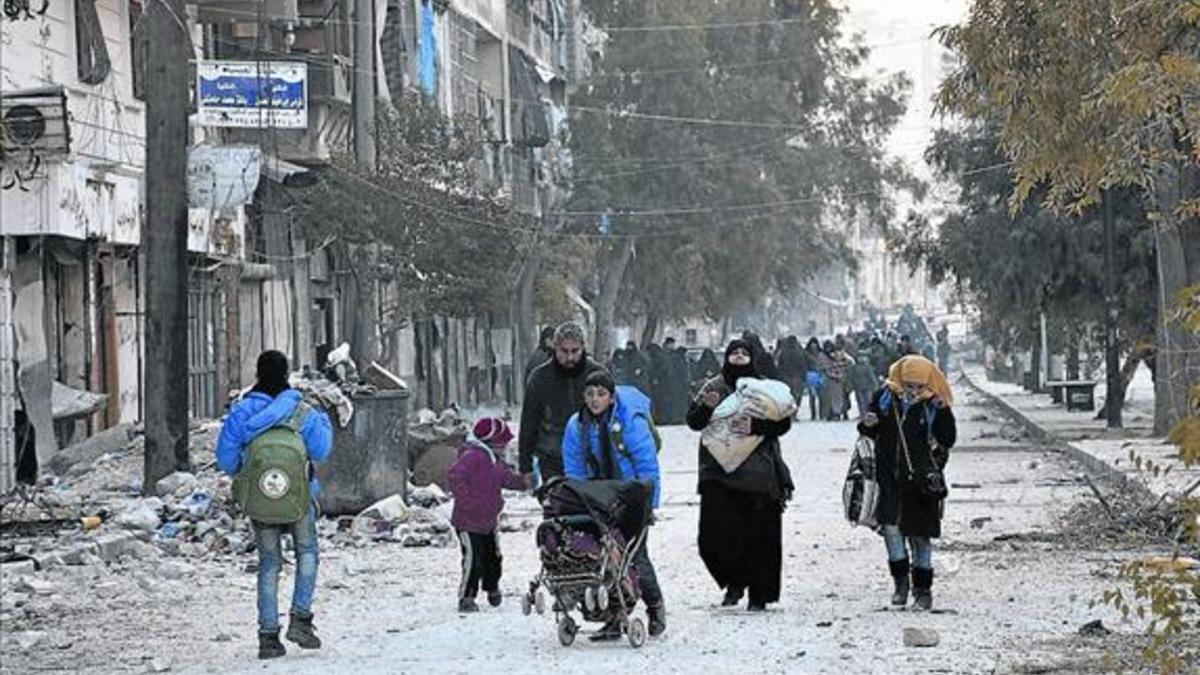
[449,13,479,120]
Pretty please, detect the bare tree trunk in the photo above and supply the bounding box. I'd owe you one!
[1151,160,1200,434]
[512,248,543,403]
[593,237,635,360]
[640,312,659,349]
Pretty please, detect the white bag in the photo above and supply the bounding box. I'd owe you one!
[842,435,880,529]
[702,378,798,473]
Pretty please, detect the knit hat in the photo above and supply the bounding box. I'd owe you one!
[471,417,514,449]
[584,369,616,395]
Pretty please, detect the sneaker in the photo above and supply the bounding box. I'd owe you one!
[647,604,666,637]
[721,586,744,607]
[458,597,480,613]
[487,590,503,608]
[258,630,286,660]
[588,620,622,642]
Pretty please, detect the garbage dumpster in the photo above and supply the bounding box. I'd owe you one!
[316,390,409,516]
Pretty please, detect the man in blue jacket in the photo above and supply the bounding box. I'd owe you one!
[562,370,666,640]
[216,350,333,660]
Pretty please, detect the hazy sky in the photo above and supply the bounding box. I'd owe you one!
[835,0,970,182]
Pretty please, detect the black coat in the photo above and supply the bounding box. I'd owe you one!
[518,356,606,473]
[687,377,794,502]
[857,389,957,538]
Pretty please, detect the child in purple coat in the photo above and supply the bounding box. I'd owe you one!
[448,417,529,612]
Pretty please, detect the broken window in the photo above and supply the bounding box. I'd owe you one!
[75,0,112,85]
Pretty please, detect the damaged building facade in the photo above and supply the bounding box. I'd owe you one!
[0,0,586,491]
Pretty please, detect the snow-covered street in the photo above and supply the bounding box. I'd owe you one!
[3,385,1144,674]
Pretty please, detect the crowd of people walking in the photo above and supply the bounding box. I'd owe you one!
[216,311,957,659]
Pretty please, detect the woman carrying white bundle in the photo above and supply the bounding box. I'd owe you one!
[687,339,794,611]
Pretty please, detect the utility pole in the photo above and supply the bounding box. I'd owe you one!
[142,0,191,491]
[1103,189,1123,429]
[346,0,379,365]
[353,0,376,168]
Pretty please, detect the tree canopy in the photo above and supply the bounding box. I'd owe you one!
[562,0,917,345]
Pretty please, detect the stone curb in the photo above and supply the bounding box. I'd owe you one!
[957,370,1154,501]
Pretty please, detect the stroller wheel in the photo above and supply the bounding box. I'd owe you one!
[535,590,547,615]
[597,585,609,611]
[557,617,577,647]
[521,593,532,616]
[627,617,647,649]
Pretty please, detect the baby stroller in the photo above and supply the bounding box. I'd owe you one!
[522,477,654,648]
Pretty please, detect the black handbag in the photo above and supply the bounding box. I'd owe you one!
[894,405,949,500]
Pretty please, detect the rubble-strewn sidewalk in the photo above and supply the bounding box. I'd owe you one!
[961,364,1200,501]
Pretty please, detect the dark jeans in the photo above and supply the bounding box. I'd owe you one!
[456,529,502,599]
[632,530,663,607]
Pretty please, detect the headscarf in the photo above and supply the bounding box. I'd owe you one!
[722,338,757,388]
[885,355,954,407]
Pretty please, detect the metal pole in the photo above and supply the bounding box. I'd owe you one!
[143,0,191,491]
[1103,190,1123,428]
[353,0,376,168]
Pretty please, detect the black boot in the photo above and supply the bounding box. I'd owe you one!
[888,559,910,607]
[258,630,286,660]
[721,585,744,607]
[286,611,322,649]
[647,603,666,637]
[911,566,934,611]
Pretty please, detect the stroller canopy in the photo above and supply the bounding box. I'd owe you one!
[539,478,654,541]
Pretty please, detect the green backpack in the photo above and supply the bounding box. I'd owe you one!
[232,403,312,524]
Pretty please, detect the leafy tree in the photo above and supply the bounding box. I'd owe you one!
[896,125,1158,369]
[935,0,1200,433]
[563,0,916,356]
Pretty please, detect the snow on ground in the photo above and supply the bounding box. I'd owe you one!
[3,389,1153,674]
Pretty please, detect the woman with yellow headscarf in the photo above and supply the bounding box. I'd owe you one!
[858,355,957,611]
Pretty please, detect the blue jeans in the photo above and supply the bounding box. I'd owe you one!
[882,525,932,569]
[254,508,319,633]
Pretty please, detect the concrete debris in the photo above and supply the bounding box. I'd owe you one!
[149,656,173,672]
[47,423,140,476]
[115,499,164,532]
[902,627,940,647]
[2,559,37,577]
[49,381,109,421]
[352,495,411,539]
[95,533,151,562]
[407,483,450,509]
[14,577,57,596]
[155,561,196,581]
[13,631,47,651]
[155,472,199,498]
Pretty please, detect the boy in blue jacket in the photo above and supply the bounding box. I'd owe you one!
[562,370,666,640]
[216,350,333,660]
